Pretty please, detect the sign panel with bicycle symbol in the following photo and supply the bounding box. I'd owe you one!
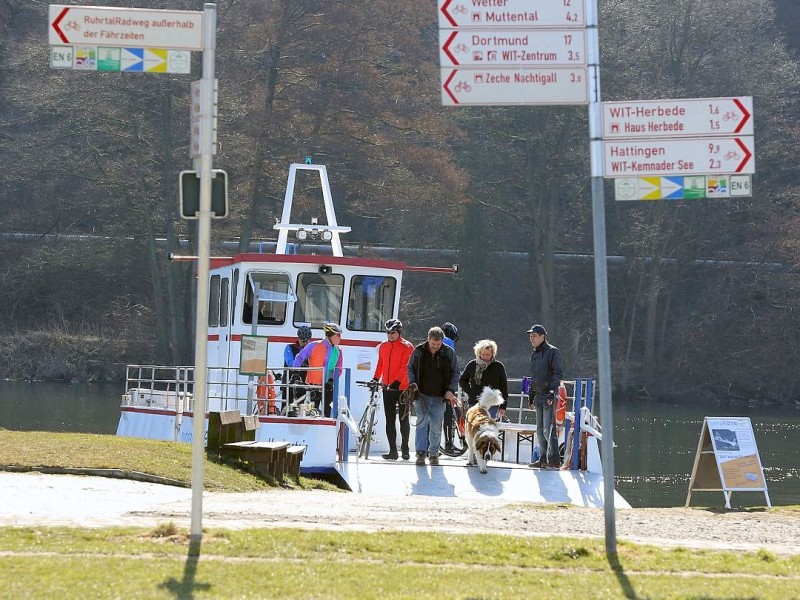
[438,0,587,29]
[603,136,755,177]
[441,67,588,106]
[602,97,753,139]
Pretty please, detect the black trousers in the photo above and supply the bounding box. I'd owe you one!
[383,389,410,452]
[310,382,334,417]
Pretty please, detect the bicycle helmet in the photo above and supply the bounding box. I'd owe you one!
[442,321,459,342]
[296,325,312,342]
[384,318,403,333]
[322,322,342,337]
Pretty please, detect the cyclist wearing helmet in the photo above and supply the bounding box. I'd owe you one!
[442,322,459,349]
[283,325,313,404]
[372,318,414,461]
[292,322,343,417]
[441,321,459,452]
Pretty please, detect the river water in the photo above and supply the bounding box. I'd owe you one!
[1,381,796,508]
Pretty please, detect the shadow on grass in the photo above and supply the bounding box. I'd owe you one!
[608,551,637,599]
[158,536,211,599]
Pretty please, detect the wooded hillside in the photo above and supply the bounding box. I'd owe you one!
[1,0,798,406]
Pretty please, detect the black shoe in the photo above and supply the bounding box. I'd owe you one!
[415,452,426,466]
[401,450,410,460]
[444,442,456,454]
[382,451,398,461]
[429,455,439,466]
[528,459,544,468]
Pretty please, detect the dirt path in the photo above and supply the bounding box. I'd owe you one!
[2,472,797,555]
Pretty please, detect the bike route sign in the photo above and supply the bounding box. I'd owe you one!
[437,0,587,106]
[441,67,587,106]
[614,175,753,201]
[602,97,753,139]
[603,136,755,177]
[440,29,586,67]
[49,5,203,50]
[438,0,586,29]
[50,45,191,73]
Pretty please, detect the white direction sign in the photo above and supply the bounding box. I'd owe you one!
[440,29,586,67]
[603,136,755,177]
[49,5,203,50]
[438,0,586,29]
[441,67,587,105]
[603,97,753,139]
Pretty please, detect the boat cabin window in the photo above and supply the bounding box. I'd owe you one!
[208,275,230,328]
[242,271,295,325]
[220,277,229,327]
[294,272,344,327]
[347,275,397,332]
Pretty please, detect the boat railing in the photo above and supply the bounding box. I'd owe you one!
[122,363,326,416]
[495,378,595,426]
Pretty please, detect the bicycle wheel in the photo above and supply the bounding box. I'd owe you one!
[357,403,377,458]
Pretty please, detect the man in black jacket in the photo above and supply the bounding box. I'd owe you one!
[526,324,564,469]
[407,326,459,466]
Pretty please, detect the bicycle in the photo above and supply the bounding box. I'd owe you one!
[440,396,468,457]
[355,380,385,458]
[278,390,320,418]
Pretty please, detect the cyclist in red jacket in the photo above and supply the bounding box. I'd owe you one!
[372,319,414,460]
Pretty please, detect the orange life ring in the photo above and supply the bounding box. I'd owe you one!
[257,371,277,415]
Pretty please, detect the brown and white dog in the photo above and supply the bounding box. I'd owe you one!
[465,387,504,473]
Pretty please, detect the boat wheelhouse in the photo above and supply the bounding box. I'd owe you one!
[118,162,454,470]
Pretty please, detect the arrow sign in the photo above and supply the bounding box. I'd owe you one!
[49,5,203,50]
[441,67,587,106]
[438,0,586,29]
[440,29,587,67]
[603,136,755,177]
[602,97,753,139]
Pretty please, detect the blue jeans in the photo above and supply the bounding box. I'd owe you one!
[534,394,559,464]
[415,393,447,457]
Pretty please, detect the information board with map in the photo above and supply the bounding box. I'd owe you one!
[686,417,770,509]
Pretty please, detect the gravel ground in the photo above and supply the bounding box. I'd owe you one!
[2,472,797,555]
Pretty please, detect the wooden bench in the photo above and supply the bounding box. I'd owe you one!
[221,441,291,478]
[207,410,245,455]
[241,414,260,441]
[208,411,304,479]
[285,445,307,479]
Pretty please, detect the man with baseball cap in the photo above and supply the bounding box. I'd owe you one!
[526,324,563,469]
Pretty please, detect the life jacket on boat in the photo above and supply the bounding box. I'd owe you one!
[256,371,277,415]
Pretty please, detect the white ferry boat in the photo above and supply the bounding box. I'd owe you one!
[118,162,457,469]
[117,162,628,508]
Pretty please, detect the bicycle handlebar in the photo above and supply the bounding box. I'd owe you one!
[356,380,387,392]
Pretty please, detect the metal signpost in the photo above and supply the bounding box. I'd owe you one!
[49,3,217,544]
[438,0,618,555]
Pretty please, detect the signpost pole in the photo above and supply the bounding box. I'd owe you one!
[586,0,616,556]
[189,2,216,545]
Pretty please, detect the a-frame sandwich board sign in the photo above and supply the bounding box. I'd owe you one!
[685,417,771,509]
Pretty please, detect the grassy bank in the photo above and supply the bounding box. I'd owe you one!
[0,430,337,492]
[0,526,798,599]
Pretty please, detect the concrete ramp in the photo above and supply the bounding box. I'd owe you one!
[334,453,631,509]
